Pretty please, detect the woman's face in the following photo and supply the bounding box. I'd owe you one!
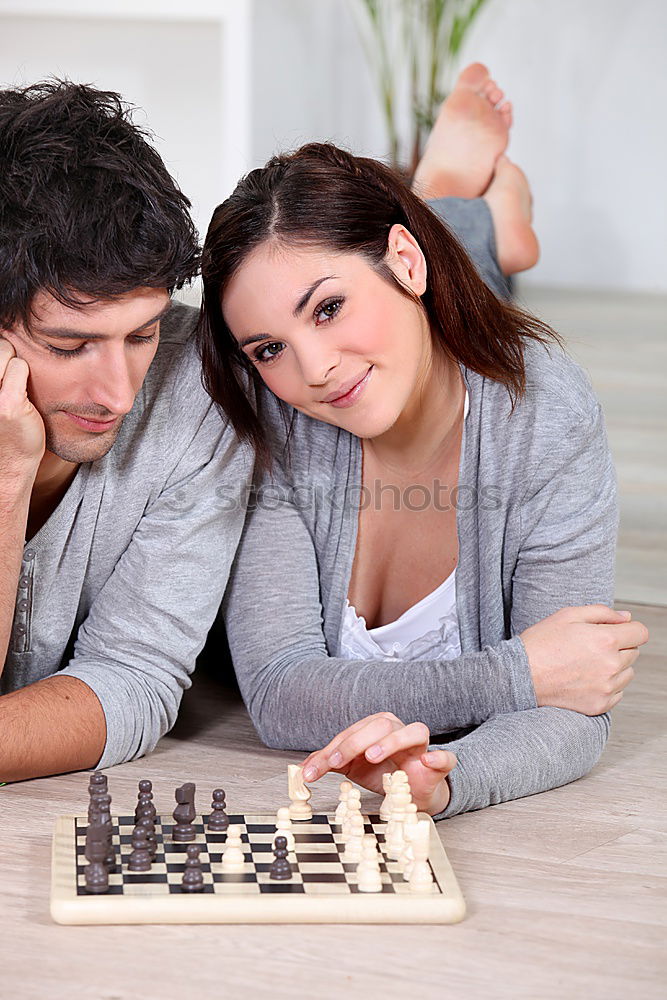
[221,225,434,440]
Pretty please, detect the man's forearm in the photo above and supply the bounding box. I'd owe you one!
[0,674,107,781]
[0,482,32,671]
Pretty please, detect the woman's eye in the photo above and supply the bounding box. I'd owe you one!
[254,342,284,363]
[315,297,343,324]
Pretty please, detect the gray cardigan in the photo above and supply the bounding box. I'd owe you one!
[223,203,618,819]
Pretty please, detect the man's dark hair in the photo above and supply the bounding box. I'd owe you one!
[0,79,200,328]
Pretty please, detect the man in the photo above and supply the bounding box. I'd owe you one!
[0,81,251,781]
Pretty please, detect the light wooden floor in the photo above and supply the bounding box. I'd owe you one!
[2,287,665,998]
[520,285,667,607]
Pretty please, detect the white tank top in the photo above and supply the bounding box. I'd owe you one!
[340,388,469,663]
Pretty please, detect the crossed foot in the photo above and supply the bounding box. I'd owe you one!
[413,62,539,275]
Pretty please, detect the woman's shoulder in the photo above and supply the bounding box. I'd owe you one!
[474,337,600,430]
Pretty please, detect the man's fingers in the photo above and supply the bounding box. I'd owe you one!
[362,721,431,764]
[0,338,19,384]
[612,665,635,695]
[566,604,632,625]
[0,357,30,405]
[615,621,649,649]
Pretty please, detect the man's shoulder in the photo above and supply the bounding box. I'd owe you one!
[141,300,203,407]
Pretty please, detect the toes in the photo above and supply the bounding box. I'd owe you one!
[456,61,490,91]
[498,100,513,127]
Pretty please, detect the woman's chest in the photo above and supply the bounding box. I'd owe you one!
[348,455,460,629]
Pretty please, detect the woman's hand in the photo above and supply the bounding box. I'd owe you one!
[521,604,649,715]
[300,712,457,816]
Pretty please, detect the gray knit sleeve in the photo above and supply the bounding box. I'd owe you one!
[435,402,619,818]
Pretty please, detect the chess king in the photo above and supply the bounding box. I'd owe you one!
[0,80,253,780]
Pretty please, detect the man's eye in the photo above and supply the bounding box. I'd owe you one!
[47,344,85,357]
[253,342,284,364]
[315,297,343,324]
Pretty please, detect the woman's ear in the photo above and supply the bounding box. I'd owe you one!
[385,224,427,295]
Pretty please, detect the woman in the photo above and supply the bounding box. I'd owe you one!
[198,73,648,819]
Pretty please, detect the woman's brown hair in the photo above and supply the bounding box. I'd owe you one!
[199,142,562,463]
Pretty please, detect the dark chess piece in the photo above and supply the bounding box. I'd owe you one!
[137,815,158,860]
[94,791,117,872]
[269,836,293,881]
[172,782,196,842]
[84,821,110,894]
[128,828,152,872]
[208,788,229,832]
[136,793,157,823]
[134,779,154,822]
[87,771,108,823]
[181,844,205,893]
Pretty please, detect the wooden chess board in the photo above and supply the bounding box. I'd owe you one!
[51,812,466,924]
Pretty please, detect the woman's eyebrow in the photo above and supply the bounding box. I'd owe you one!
[292,275,337,317]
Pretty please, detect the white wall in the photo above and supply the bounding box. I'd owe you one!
[1,0,665,293]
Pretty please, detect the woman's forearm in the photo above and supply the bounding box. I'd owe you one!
[434,706,610,819]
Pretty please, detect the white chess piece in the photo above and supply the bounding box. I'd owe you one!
[342,813,365,864]
[273,807,296,852]
[220,824,245,872]
[385,788,411,860]
[379,772,393,821]
[334,781,352,826]
[342,788,362,843]
[287,764,313,821]
[357,834,382,893]
[399,806,419,877]
[408,819,435,893]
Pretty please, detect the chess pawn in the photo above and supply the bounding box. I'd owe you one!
[128,829,152,872]
[87,771,108,823]
[342,813,365,864]
[220,824,245,872]
[356,835,382,893]
[269,836,293,881]
[379,772,393,822]
[273,807,295,852]
[84,822,110,894]
[334,781,353,826]
[342,788,362,842]
[408,819,434,894]
[134,779,154,822]
[384,788,411,861]
[208,789,229,832]
[287,764,313,821]
[136,792,157,823]
[94,792,116,872]
[399,805,419,878]
[181,844,205,893]
[137,815,158,860]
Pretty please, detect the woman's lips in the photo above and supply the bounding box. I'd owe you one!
[322,366,373,408]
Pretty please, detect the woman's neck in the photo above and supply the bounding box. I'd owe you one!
[364,353,465,478]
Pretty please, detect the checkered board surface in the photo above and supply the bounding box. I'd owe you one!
[51,812,466,924]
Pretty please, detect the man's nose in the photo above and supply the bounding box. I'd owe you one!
[88,354,136,415]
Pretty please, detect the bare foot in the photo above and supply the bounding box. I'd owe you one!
[483,156,540,275]
[412,62,512,200]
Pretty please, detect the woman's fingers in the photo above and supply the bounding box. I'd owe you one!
[302,712,402,780]
[420,748,458,774]
[361,721,431,765]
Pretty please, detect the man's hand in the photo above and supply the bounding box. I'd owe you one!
[0,337,45,487]
[300,712,458,816]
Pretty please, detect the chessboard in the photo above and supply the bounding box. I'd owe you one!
[51,811,466,925]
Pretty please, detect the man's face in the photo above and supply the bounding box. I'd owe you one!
[1,287,170,464]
